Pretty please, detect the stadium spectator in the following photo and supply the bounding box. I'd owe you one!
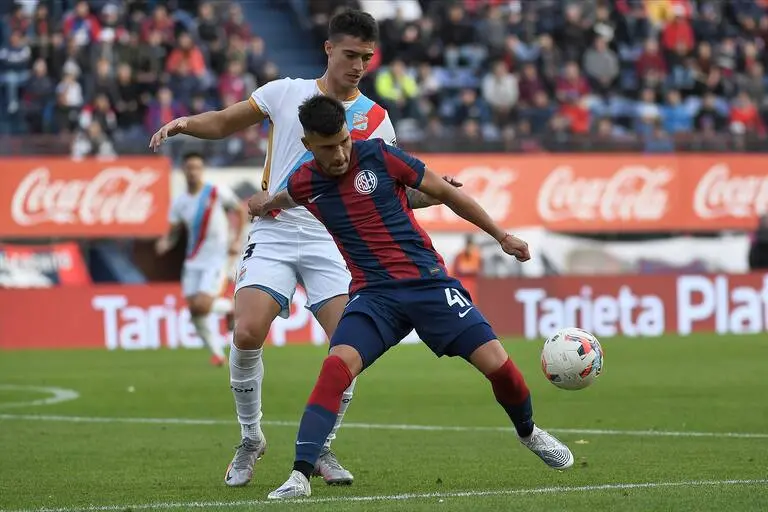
[55,62,83,132]
[582,35,619,96]
[481,60,518,127]
[140,5,174,45]
[22,58,54,133]
[0,30,31,113]
[375,59,419,123]
[80,92,117,136]
[660,89,693,134]
[71,119,116,159]
[196,2,224,45]
[218,59,256,104]
[166,32,207,78]
[114,62,142,133]
[86,58,118,104]
[694,92,728,132]
[63,0,101,47]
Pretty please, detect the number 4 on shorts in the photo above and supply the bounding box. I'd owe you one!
[444,288,470,309]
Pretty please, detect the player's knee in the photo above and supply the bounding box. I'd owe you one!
[187,295,213,317]
[468,339,509,375]
[328,345,363,377]
[233,317,268,350]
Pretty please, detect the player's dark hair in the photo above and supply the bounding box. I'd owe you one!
[181,151,205,163]
[299,95,347,137]
[328,10,378,43]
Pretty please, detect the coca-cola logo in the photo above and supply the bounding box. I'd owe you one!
[414,166,517,223]
[693,164,768,219]
[537,165,672,222]
[11,166,161,226]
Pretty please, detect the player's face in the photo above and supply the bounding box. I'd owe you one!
[182,157,205,189]
[304,127,352,177]
[325,36,375,90]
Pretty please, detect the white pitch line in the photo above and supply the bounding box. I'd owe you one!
[0,413,767,439]
[2,479,766,512]
[0,386,80,409]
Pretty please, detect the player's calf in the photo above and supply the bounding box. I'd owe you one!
[468,340,574,470]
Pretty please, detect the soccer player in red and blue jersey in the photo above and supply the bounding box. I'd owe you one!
[250,95,574,499]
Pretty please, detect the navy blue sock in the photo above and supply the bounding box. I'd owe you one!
[293,404,338,478]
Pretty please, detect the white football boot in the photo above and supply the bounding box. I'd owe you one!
[314,449,354,485]
[267,470,312,500]
[519,425,574,470]
[224,428,267,487]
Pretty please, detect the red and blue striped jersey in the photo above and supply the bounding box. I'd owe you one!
[287,139,447,293]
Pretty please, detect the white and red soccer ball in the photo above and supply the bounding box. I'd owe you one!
[541,327,604,391]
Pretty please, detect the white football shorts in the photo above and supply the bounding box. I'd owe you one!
[235,217,350,318]
[181,263,227,298]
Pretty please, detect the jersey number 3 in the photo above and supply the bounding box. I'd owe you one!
[242,243,256,260]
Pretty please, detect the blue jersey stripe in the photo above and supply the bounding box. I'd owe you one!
[346,95,375,130]
[275,150,314,192]
[309,171,390,286]
[187,184,213,256]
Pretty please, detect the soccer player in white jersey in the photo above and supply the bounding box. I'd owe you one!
[149,10,454,487]
[156,152,247,366]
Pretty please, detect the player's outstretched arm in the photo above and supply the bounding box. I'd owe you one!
[149,101,265,151]
[155,223,183,255]
[417,168,530,262]
[248,190,298,219]
[405,176,463,209]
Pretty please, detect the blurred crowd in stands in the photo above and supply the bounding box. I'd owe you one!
[5,0,768,162]
[0,0,277,164]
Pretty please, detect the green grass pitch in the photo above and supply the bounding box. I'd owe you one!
[1,334,767,511]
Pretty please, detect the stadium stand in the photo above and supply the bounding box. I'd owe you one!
[3,0,768,160]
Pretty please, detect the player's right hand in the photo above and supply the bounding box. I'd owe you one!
[500,234,530,262]
[247,190,271,220]
[149,117,189,152]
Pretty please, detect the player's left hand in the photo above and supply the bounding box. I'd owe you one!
[499,234,530,262]
[247,190,271,220]
[228,240,240,256]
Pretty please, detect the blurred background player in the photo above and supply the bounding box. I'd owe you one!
[156,151,247,366]
[149,9,451,488]
[248,95,573,499]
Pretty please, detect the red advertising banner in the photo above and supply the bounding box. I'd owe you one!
[1,273,766,350]
[413,154,768,232]
[0,157,171,238]
[0,242,90,288]
[477,273,768,339]
[0,284,328,350]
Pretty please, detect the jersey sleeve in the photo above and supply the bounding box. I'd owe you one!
[380,141,426,188]
[371,110,397,146]
[168,197,183,225]
[217,185,241,210]
[286,166,313,206]
[248,78,289,119]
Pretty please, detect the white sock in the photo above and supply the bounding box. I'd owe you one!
[212,297,233,314]
[323,377,356,451]
[230,344,264,440]
[191,315,225,358]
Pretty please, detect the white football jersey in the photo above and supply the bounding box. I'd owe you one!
[248,78,396,227]
[169,183,240,269]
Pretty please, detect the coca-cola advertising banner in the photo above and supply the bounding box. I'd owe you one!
[413,154,768,232]
[0,157,171,239]
[479,273,768,339]
[2,273,766,350]
[0,242,90,288]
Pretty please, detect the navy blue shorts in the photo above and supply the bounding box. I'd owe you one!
[331,277,498,369]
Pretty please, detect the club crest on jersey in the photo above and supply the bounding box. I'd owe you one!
[352,111,368,131]
[354,170,378,195]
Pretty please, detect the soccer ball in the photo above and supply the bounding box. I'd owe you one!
[541,327,604,391]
